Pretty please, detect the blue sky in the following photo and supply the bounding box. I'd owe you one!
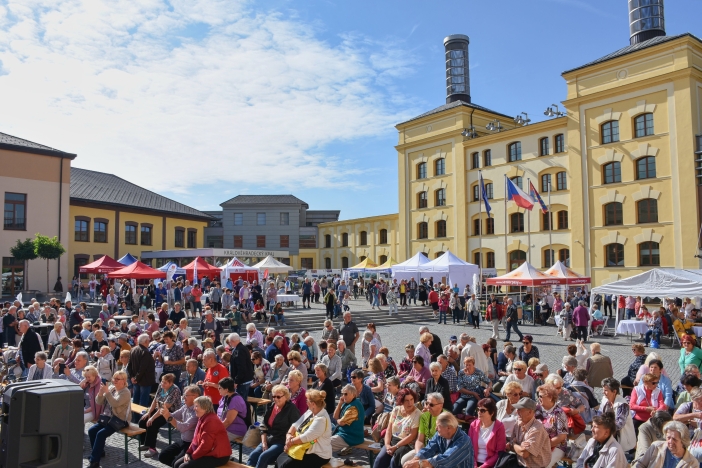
[0,0,699,220]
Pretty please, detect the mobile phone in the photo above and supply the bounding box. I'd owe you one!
[58,363,66,374]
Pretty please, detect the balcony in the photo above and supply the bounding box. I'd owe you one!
[4,218,26,230]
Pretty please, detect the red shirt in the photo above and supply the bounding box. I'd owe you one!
[203,363,229,403]
[428,290,439,304]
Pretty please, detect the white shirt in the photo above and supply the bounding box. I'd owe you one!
[477,423,494,463]
[461,341,490,375]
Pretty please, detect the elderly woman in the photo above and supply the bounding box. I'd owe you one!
[48,321,66,351]
[313,363,336,415]
[365,357,386,412]
[544,374,586,415]
[384,376,401,411]
[278,389,333,468]
[173,396,232,468]
[27,351,53,380]
[496,381,522,438]
[599,378,636,452]
[535,383,569,468]
[87,370,131,468]
[80,365,104,424]
[138,373,183,457]
[634,420,699,468]
[635,410,673,459]
[575,412,628,468]
[503,360,535,398]
[402,355,431,396]
[673,387,702,434]
[622,343,647,396]
[246,323,265,348]
[156,330,186,388]
[414,333,432,366]
[89,329,108,354]
[468,398,506,468]
[398,344,415,379]
[645,310,664,346]
[264,354,289,392]
[631,373,668,434]
[286,369,308,416]
[52,334,73,361]
[331,384,366,453]
[373,388,420,468]
[425,362,451,411]
[454,356,491,419]
[679,335,702,374]
[216,377,248,441]
[249,385,301,468]
[321,342,342,386]
[286,351,308,389]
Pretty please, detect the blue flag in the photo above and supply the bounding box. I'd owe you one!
[529,181,549,214]
[480,172,492,217]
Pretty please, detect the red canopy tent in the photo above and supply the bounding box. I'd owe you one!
[108,261,166,279]
[544,260,591,285]
[79,255,125,274]
[182,257,221,282]
[486,261,567,287]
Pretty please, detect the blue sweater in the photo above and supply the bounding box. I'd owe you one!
[418,426,473,468]
[358,384,375,416]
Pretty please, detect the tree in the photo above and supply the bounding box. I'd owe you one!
[34,234,66,293]
[9,238,37,291]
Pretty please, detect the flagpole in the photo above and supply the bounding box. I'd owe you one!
[548,180,553,265]
[478,170,483,303]
[504,175,508,275]
[527,178,532,265]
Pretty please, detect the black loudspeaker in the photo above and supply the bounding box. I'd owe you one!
[0,379,84,467]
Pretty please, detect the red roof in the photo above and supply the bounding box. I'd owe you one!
[79,255,125,274]
[109,261,167,279]
[486,261,567,287]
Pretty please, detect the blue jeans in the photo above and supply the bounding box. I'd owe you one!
[88,422,117,463]
[626,308,636,319]
[236,382,251,401]
[438,311,446,324]
[372,295,379,307]
[409,290,417,304]
[133,384,152,407]
[506,320,523,341]
[249,442,285,468]
[645,329,661,345]
[453,395,479,416]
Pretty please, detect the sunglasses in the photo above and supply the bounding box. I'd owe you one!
[651,381,659,385]
[272,395,285,399]
[477,408,488,413]
[513,368,525,371]
[351,376,359,380]
[425,402,440,407]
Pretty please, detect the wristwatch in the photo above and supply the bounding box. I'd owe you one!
[167,417,173,422]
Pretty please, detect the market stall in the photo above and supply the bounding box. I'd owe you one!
[181,257,221,282]
[221,257,259,284]
[343,258,378,281]
[79,255,125,274]
[391,252,431,281]
[544,260,591,285]
[418,251,479,292]
[252,255,293,279]
[109,261,166,279]
[117,253,138,265]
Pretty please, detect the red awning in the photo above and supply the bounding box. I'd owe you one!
[543,261,591,285]
[181,257,221,282]
[109,261,167,279]
[486,261,568,287]
[79,255,125,274]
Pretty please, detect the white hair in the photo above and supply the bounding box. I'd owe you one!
[419,326,429,333]
[246,323,256,332]
[137,334,150,346]
[228,333,241,344]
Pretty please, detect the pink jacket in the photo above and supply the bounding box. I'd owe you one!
[469,419,506,468]
[572,306,590,327]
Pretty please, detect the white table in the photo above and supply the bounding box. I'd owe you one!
[277,294,301,308]
[616,320,649,337]
[693,326,702,337]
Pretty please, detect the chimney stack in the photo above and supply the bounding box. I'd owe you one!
[629,0,665,45]
[443,34,470,104]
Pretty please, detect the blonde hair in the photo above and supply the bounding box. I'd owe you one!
[306,389,327,409]
[368,358,383,374]
[288,370,303,383]
[420,332,433,344]
[83,365,99,379]
[536,383,558,401]
[528,357,540,368]
[271,384,290,400]
[503,381,523,395]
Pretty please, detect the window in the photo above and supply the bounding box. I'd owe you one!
[539,137,549,156]
[280,212,289,225]
[341,233,348,247]
[280,235,289,248]
[511,176,523,190]
[486,218,494,234]
[125,223,137,245]
[140,225,152,245]
[509,250,526,270]
[2,257,24,296]
[74,256,89,280]
[257,213,266,225]
[187,229,197,248]
[473,219,480,236]
[559,249,570,264]
[359,231,368,246]
[341,257,349,269]
[543,212,553,230]
[696,135,702,185]
[4,193,26,230]
[257,235,266,248]
[379,255,388,264]
[486,252,495,268]
[94,221,107,243]
[435,189,446,206]
[417,162,427,179]
[541,174,551,193]
[557,171,567,190]
[637,199,658,223]
[175,228,185,247]
[483,150,492,167]
[639,242,660,266]
[634,113,654,138]
[603,162,621,184]
[435,251,445,259]
[436,220,447,238]
[75,219,89,242]
[301,258,313,270]
[299,235,317,248]
[554,134,565,153]
[604,202,623,226]
[325,257,332,269]
[636,156,656,180]
[508,142,521,162]
[233,213,243,225]
[485,183,493,199]
[379,229,388,244]
[606,243,625,267]
[418,191,428,208]
[471,152,479,169]
[601,121,619,144]
[510,212,524,232]
[472,185,480,202]
[474,252,481,266]
[543,249,554,267]
[207,236,223,248]
[557,211,568,229]
[417,222,428,239]
[233,235,243,248]
[436,158,446,175]
[324,234,331,248]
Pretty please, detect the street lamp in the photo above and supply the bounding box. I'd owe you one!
[544,104,565,118]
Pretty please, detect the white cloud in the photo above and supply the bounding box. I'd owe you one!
[0,0,417,195]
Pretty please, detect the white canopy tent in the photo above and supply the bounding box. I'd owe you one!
[391,252,431,281]
[220,257,259,283]
[252,255,294,274]
[418,251,480,291]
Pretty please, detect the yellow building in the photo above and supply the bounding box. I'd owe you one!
[69,168,212,279]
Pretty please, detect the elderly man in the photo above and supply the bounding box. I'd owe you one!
[265,336,284,363]
[158,385,201,466]
[61,351,89,384]
[227,333,254,399]
[267,327,289,357]
[437,355,458,393]
[572,301,590,342]
[183,359,205,391]
[330,384,366,453]
[339,312,360,355]
[199,349,229,410]
[336,340,357,380]
[585,343,613,389]
[505,298,524,342]
[3,306,18,346]
[459,333,490,375]
[405,412,472,468]
[17,320,43,377]
[402,392,449,465]
[419,326,443,362]
[506,398,551,468]
[127,334,156,406]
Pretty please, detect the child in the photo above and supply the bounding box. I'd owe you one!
[342,292,350,312]
[96,345,115,383]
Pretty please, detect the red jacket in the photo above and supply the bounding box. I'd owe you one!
[485,304,504,321]
[468,418,506,468]
[428,290,439,304]
[187,412,232,459]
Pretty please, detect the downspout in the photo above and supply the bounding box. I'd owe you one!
[57,157,64,278]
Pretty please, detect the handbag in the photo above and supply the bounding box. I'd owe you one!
[288,415,327,460]
[371,412,391,442]
[242,425,262,448]
[493,450,519,468]
[97,414,129,431]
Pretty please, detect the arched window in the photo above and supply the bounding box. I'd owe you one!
[417,162,427,179]
[472,185,480,201]
[557,210,569,230]
[473,219,480,236]
[637,199,658,223]
[485,183,493,199]
[474,252,481,266]
[435,251,445,259]
[417,222,428,239]
[341,232,349,247]
[379,229,388,244]
[639,242,660,266]
[435,158,446,175]
[471,153,479,169]
[556,171,567,190]
[511,176,523,189]
[435,189,446,206]
[606,243,625,267]
[541,174,551,192]
[509,250,526,270]
[417,191,428,208]
[341,257,349,269]
[486,252,495,268]
[634,113,654,138]
[554,134,565,153]
[604,202,623,226]
[436,220,447,238]
[539,137,549,156]
[543,249,554,267]
[510,212,524,232]
[483,150,492,167]
[508,142,522,162]
[324,258,331,269]
[603,162,621,184]
[379,255,388,264]
[601,120,619,144]
[543,212,553,230]
[636,156,656,180]
[559,249,570,265]
[359,231,368,245]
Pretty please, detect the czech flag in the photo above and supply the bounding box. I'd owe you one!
[529,181,549,214]
[506,177,534,210]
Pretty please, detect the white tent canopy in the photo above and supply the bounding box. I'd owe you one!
[252,255,293,274]
[391,252,431,281]
[220,257,259,282]
[418,251,480,290]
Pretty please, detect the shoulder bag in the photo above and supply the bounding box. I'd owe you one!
[288,415,327,460]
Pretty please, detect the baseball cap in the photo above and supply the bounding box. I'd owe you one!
[119,333,129,341]
[449,335,457,341]
[535,364,548,373]
[512,398,537,411]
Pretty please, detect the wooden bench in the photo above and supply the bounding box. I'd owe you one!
[223,462,253,468]
[354,439,381,466]
[119,423,147,464]
[247,397,271,422]
[130,402,173,443]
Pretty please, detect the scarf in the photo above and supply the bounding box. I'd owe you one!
[584,439,604,468]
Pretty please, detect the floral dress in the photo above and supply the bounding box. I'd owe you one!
[535,403,568,452]
[365,371,387,402]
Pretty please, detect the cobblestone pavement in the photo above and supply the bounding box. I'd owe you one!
[82,297,682,467]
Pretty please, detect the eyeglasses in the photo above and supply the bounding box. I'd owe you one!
[538,394,547,399]
[272,395,285,399]
[425,402,440,407]
[513,368,525,371]
[651,381,659,385]
[477,408,488,413]
[341,392,350,396]
[507,392,520,397]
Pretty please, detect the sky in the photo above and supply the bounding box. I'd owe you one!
[0,0,700,220]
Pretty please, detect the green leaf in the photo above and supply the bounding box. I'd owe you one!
[33,234,66,260]
[9,238,37,261]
